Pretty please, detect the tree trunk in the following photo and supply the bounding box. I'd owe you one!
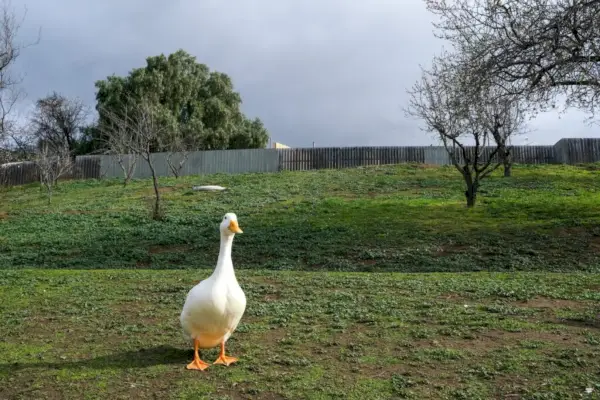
[504,162,512,178]
[118,157,137,187]
[463,173,478,208]
[118,160,128,187]
[46,185,53,205]
[500,146,511,177]
[127,158,137,185]
[147,160,162,220]
[465,186,477,207]
[503,160,512,177]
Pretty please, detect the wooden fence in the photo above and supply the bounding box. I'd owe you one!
[0,157,101,186]
[1,138,599,186]
[278,146,427,170]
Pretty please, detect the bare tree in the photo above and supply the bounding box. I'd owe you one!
[100,117,139,186]
[405,52,525,206]
[35,142,72,204]
[160,131,196,179]
[0,120,29,162]
[165,140,189,179]
[0,1,40,153]
[469,81,529,177]
[100,100,166,220]
[30,92,89,158]
[424,0,600,120]
[0,2,40,126]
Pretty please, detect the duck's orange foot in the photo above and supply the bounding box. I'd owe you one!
[186,358,210,371]
[213,354,238,366]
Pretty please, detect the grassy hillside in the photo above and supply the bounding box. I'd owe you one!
[1,163,599,272]
[1,270,599,399]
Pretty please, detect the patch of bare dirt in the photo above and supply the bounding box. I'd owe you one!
[513,296,586,310]
[434,244,469,257]
[551,227,600,253]
[589,236,600,253]
[263,294,281,302]
[555,317,600,329]
[413,329,576,352]
[158,185,185,193]
[553,226,588,236]
[322,325,373,347]
[136,260,151,268]
[256,327,288,347]
[476,330,575,347]
[438,293,468,302]
[0,211,8,219]
[0,385,65,400]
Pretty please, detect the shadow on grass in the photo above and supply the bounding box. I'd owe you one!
[0,345,191,372]
[557,317,600,329]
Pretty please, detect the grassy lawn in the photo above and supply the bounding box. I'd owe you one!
[0,270,598,399]
[1,164,599,398]
[0,163,599,272]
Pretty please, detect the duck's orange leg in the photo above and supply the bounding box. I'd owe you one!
[213,341,238,366]
[186,338,210,371]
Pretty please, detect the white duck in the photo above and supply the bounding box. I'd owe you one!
[180,212,247,371]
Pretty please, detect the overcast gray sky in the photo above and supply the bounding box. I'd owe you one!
[10,0,599,147]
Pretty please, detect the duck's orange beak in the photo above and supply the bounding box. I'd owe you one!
[228,220,243,233]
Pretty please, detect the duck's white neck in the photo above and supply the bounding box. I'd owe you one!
[213,233,235,278]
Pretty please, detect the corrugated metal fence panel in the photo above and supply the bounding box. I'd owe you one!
[278,146,428,170]
[3,141,600,186]
[196,149,279,174]
[93,149,280,179]
[510,145,556,164]
[424,147,450,165]
[424,145,556,166]
[74,156,102,179]
[553,138,600,164]
[0,157,103,186]
[90,144,566,178]
[566,138,600,163]
[0,161,38,185]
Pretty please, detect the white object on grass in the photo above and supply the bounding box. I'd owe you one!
[192,185,226,191]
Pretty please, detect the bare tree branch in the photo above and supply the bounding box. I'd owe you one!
[30,92,89,159]
[35,141,72,204]
[425,0,600,119]
[0,0,40,144]
[99,99,167,220]
[158,129,197,179]
[405,50,526,206]
[97,111,138,186]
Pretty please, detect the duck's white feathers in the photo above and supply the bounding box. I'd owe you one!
[180,272,246,348]
[180,214,246,349]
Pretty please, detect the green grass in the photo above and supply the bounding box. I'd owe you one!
[1,164,600,398]
[1,163,600,272]
[0,270,599,399]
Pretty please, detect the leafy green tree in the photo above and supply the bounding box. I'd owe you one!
[94,49,268,152]
[229,118,270,149]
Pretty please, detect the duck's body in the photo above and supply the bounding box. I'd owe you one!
[180,261,246,349]
[180,213,246,370]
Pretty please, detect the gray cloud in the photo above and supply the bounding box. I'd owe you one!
[10,0,599,148]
